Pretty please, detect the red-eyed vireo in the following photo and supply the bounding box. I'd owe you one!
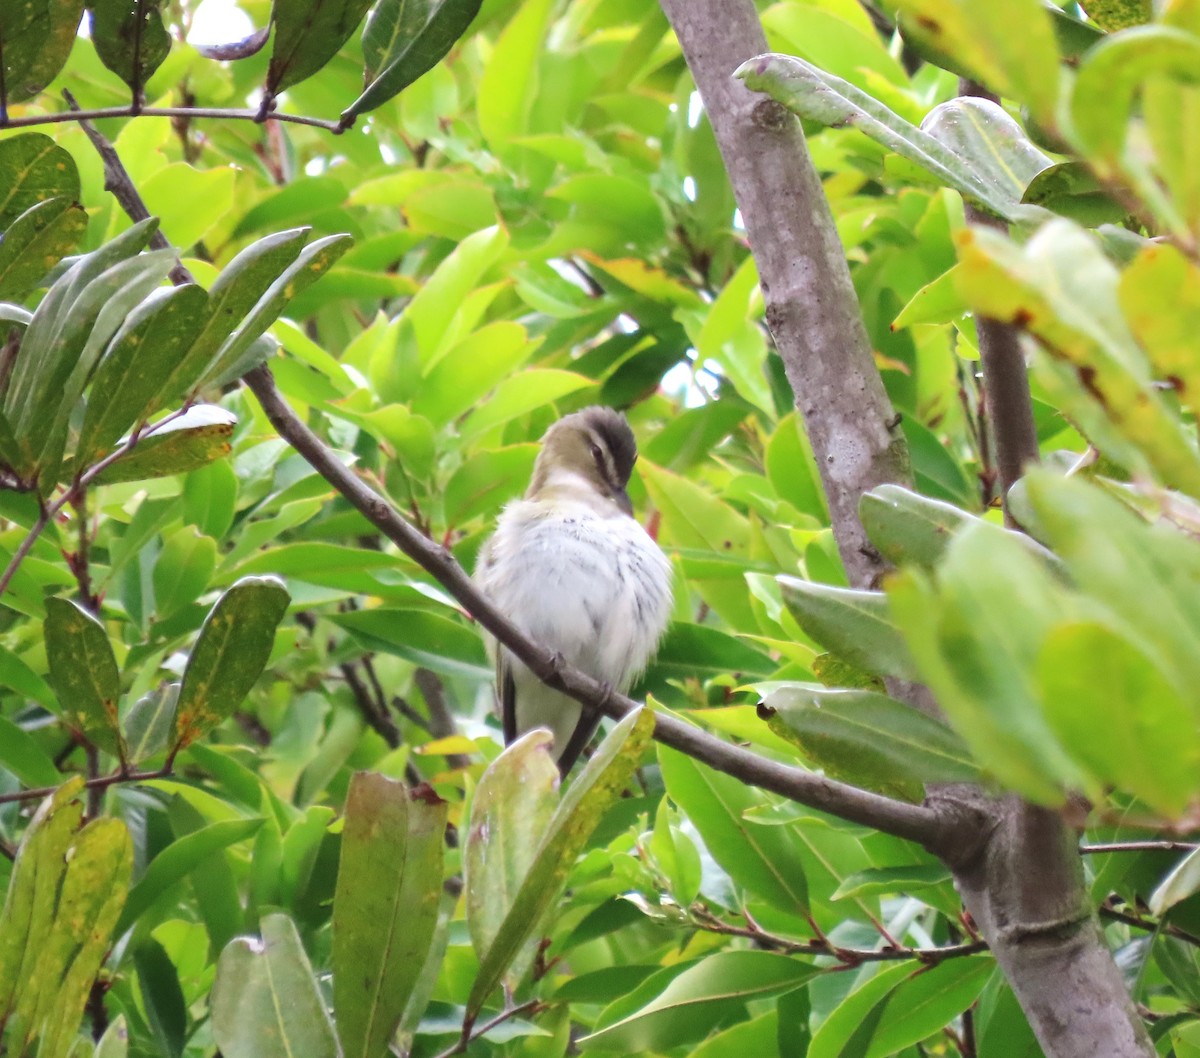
[475,406,673,773]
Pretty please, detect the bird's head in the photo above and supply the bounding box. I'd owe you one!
[528,406,638,515]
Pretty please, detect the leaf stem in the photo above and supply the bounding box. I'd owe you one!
[443,999,543,1058]
[0,765,172,806]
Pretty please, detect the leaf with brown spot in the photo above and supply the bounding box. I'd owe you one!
[171,576,290,752]
[44,597,125,760]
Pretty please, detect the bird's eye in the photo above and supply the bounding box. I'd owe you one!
[589,442,604,465]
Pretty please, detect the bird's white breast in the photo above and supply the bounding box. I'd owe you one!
[476,496,673,753]
[479,499,672,683]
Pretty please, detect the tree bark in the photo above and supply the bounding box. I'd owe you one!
[658,2,1155,1056]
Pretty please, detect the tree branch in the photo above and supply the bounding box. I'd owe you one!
[958,82,1039,528]
[657,0,909,588]
[241,363,946,848]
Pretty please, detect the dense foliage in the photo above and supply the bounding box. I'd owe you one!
[1,0,1200,1055]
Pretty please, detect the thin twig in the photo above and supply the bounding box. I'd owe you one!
[0,766,172,806]
[63,90,195,286]
[1082,841,1200,855]
[441,1000,543,1058]
[688,905,988,966]
[0,104,343,133]
[1100,902,1200,949]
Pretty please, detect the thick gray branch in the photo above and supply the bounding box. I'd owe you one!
[658,0,909,588]
[659,4,1154,1056]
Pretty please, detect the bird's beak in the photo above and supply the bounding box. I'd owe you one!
[613,487,633,516]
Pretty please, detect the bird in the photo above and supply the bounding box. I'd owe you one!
[475,406,673,773]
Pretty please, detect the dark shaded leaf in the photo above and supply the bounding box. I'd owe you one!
[90,0,171,92]
[265,0,375,96]
[341,0,482,122]
[0,133,81,232]
[172,576,290,751]
[44,597,125,759]
[11,0,84,100]
[0,198,88,301]
[77,283,211,466]
[0,2,52,106]
[333,773,447,1058]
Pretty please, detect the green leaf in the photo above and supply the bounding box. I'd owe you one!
[580,951,820,1052]
[920,97,1053,208]
[865,956,994,1058]
[1070,26,1200,169]
[887,523,1084,804]
[1038,620,1198,817]
[333,772,447,1058]
[859,484,972,568]
[77,283,212,466]
[1150,847,1200,916]
[778,576,917,681]
[182,459,238,539]
[153,528,218,619]
[895,0,1060,122]
[410,321,533,428]
[172,576,290,751]
[0,641,54,706]
[465,708,654,1023]
[342,0,483,121]
[647,798,702,907]
[659,745,809,916]
[123,683,179,765]
[44,597,125,759]
[1119,244,1200,422]
[329,608,489,680]
[955,220,1200,495]
[211,914,337,1058]
[459,369,594,441]
[475,0,555,151]
[133,938,187,1058]
[16,816,132,1058]
[1021,161,1130,226]
[12,0,84,101]
[831,864,952,902]
[116,817,265,936]
[149,229,309,408]
[0,714,60,787]
[202,234,353,389]
[736,54,1040,222]
[465,730,559,988]
[651,623,776,680]
[0,0,52,104]
[0,198,88,302]
[761,684,980,795]
[265,0,375,96]
[0,133,80,231]
[9,240,175,482]
[90,0,171,91]
[93,405,236,485]
[0,778,85,1020]
[443,445,537,527]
